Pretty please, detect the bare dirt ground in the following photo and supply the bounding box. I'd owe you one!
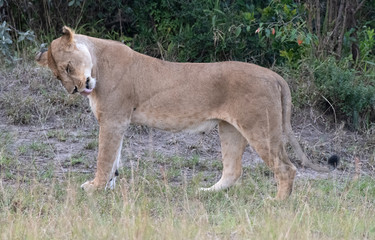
[1,106,374,188]
[0,65,374,188]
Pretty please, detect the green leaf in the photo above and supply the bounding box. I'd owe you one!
[167,42,175,53]
[290,29,297,40]
[213,9,225,16]
[17,34,25,42]
[276,30,282,38]
[212,15,216,27]
[243,12,252,21]
[235,26,242,37]
[281,35,287,42]
[265,28,270,38]
[4,38,12,44]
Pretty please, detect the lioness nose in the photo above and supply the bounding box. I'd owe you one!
[86,77,90,89]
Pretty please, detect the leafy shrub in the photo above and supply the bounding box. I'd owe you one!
[0,21,14,62]
[0,21,35,64]
[314,58,375,129]
[358,27,375,70]
[125,0,311,66]
[1,0,374,128]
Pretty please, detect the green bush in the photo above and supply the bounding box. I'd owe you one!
[1,0,374,128]
[314,58,375,129]
[1,0,310,66]
[0,21,36,64]
[0,21,14,62]
[125,0,310,65]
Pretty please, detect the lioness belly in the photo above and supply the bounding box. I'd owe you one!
[131,110,217,133]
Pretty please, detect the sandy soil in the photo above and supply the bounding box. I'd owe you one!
[1,105,374,188]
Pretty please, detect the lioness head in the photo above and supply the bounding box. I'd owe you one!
[36,26,96,96]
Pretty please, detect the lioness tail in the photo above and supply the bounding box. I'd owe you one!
[278,76,331,172]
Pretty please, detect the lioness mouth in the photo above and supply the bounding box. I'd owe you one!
[80,88,93,96]
[80,77,93,96]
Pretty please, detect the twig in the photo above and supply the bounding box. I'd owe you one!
[355,0,367,14]
[320,94,337,128]
[353,156,361,180]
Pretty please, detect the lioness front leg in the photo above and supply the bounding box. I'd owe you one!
[105,139,123,190]
[200,121,247,191]
[81,124,126,192]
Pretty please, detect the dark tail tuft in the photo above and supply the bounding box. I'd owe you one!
[328,155,340,168]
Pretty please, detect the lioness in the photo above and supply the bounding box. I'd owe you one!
[36,26,327,200]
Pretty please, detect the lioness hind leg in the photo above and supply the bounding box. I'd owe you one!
[200,121,247,191]
[274,148,296,200]
[245,136,296,200]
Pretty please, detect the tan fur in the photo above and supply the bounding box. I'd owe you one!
[36,26,327,200]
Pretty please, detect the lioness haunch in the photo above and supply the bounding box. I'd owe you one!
[36,26,331,200]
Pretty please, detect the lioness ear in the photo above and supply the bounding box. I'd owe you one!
[35,50,48,66]
[62,26,74,44]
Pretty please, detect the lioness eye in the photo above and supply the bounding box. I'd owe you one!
[66,65,70,74]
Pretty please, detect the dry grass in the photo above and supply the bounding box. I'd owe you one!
[0,63,94,127]
[0,168,374,239]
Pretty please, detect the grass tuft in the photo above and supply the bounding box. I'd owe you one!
[1,165,374,239]
[0,64,94,127]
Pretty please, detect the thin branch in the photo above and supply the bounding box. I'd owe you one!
[330,0,345,39]
[355,0,367,14]
[315,0,321,39]
[336,0,349,57]
[307,0,313,33]
[320,94,337,127]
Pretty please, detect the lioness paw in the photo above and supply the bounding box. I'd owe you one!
[199,187,214,192]
[80,180,98,193]
[105,176,117,190]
